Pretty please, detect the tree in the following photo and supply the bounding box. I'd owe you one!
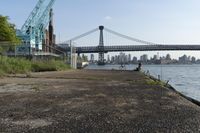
[0,15,19,43]
[81,54,88,62]
[0,15,20,55]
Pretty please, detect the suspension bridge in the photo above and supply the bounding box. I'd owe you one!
[60,25,200,65]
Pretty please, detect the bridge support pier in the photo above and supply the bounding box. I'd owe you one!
[98,26,105,65]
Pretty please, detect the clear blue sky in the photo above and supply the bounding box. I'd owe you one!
[1,0,200,59]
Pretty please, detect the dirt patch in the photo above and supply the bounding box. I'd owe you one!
[0,84,35,93]
[13,119,52,129]
[1,118,52,129]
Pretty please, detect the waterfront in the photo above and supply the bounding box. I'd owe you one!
[1,70,200,132]
[86,64,200,102]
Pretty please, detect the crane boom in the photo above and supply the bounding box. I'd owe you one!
[36,0,56,30]
[17,0,56,53]
[34,0,56,50]
[21,0,45,33]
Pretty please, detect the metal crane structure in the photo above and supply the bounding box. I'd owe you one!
[16,0,56,55]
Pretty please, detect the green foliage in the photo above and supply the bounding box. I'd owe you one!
[0,15,20,55]
[31,60,70,72]
[0,69,5,77]
[0,57,31,74]
[146,79,160,85]
[0,56,70,76]
[145,78,166,86]
[0,15,20,43]
[80,54,88,62]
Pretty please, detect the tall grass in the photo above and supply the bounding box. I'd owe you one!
[0,56,70,76]
[31,60,70,72]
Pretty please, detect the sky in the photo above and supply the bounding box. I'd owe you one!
[1,0,200,59]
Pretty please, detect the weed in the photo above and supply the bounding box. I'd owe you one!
[0,56,71,75]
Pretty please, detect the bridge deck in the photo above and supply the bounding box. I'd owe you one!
[65,45,200,53]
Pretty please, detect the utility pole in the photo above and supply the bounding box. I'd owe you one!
[70,40,73,68]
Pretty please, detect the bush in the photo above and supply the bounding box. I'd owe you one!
[31,60,70,72]
[0,56,70,75]
[0,57,31,74]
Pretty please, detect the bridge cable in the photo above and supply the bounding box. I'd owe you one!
[62,28,99,44]
[104,28,159,45]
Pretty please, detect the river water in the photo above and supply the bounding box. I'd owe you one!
[86,64,200,102]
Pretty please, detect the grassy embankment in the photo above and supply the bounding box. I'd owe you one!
[0,56,70,76]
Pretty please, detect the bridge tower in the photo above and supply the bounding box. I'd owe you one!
[98,26,105,65]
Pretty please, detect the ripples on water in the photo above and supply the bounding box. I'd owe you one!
[86,64,200,102]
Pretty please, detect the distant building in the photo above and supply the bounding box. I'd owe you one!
[179,55,190,64]
[191,56,196,63]
[114,55,119,64]
[90,54,94,63]
[153,55,159,60]
[140,54,148,63]
[196,59,200,64]
[107,55,110,62]
[166,54,171,60]
[132,56,138,64]
[111,56,115,63]
[108,53,198,65]
[128,54,132,63]
[119,52,126,64]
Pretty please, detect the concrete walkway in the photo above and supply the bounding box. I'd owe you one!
[0,70,200,132]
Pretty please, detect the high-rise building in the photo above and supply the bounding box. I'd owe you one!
[140,54,148,63]
[132,56,138,64]
[166,54,171,60]
[107,55,110,62]
[90,54,94,63]
[191,56,196,63]
[128,54,131,63]
[119,52,127,64]
[153,55,158,60]
[111,56,115,63]
[179,55,190,64]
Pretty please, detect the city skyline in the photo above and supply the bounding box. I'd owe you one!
[1,0,200,58]
[88,52,200,64]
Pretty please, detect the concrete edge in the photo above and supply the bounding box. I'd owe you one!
[145,72,200,107]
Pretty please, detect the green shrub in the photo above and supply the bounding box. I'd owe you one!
[0,69,5,77]
[31,60,70,72]
[0,57,31,74]
[0,56,70,74]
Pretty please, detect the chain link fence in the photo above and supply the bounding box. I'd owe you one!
[0,41,67,61]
